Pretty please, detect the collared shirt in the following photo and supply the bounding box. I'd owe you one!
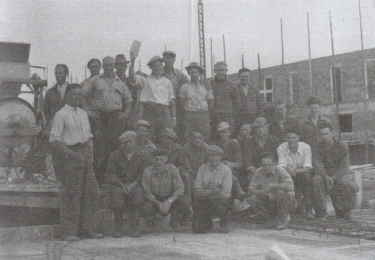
[132,75,175,106]
[269,117,299,142]
[250,165,295,195]
[162,67,189,97]
[300,115,331,147]
[236,83,261,115]
[57,82,68,100]
[83,73,133,112]
[194,162,233,198]
[277,141,312,169]
[49,104,93,146]
[142,164,184,200]
[209,78,241,114]
[179,81,214,112]
[313,139,350,181]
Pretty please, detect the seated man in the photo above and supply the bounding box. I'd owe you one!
[142,149,190,230]
[277,127,313,219]
[312,121,358,221]
[234,124,252,152]
[193,145,232,233]
[105,131,150,238]
[158,128,183,166]
[248,152,296,229]
[134,120,156,154]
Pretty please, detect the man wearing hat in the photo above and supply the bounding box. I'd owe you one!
[179,62,214,143]
[142,148,189,230]
[129,54,176,144]
[193,145,233,233]
[158,128,184,166]
[299,96,331,147]
[277,126,314,219]
[81,58,101,87]
[83,56,133,180]
[243,117,280,173]
[105,131,150,237]
[134,119,156,154]
[208,61,240,138]
[235,68,262,135]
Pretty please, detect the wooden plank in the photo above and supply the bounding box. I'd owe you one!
[0,194,61,208]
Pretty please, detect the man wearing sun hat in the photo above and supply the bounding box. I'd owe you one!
[129,54,176,144]
[105,130,150,237]
[179,62,214,143]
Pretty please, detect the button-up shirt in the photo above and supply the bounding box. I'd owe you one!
[83,73,133,112]
[162,67,189,97]
[277,141,312,170]
[194,162,233,198]
[132,75,175,106]
[250,165,295,195]
[179,81,214,112]
[142,164,184,200]
[300,115,331,147]
[49,104,93,146]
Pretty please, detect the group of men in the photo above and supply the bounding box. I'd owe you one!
[43,50,358,241]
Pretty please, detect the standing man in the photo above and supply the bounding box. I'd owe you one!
[300,96,331,147]
[311,121,358,221]
[277,127,314,219]
[105,131,150,238]
[193,145,233,233]
[44,64,70,127]
[248,152,296,229]
[129,55,176,144]
[269,101,299,142]
[209,61,241,138]
[49,84,104,241]
[162,51,189,141]
[83,56,133,181]
[179,62,213,142]
[81,58,101,86]
[235,68,261,135]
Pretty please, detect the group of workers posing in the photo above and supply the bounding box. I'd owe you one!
[44,50,359,242]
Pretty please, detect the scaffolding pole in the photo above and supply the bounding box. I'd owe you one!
[307,13,313,95]
[198,0,207,81]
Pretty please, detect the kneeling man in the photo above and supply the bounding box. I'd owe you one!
[248,152,296,229]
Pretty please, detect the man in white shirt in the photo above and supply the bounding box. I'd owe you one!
[277,127,313,219]
[50,84,104,242]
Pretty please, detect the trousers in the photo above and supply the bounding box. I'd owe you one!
[142,104,172,144]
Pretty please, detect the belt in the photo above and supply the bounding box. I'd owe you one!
[67,141,89,148]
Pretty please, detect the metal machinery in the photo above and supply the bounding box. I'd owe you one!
[0,42,48,184]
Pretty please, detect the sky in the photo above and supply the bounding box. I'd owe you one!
[1,0,375,87]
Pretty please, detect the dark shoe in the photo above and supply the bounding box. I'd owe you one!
[113,229,123,238]
[62,235,80,242]
[86,232,105,239]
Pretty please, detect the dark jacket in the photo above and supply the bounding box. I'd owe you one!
[43,84,70,124]
[269,117,299,142]
[243,134,280,169]
[209,78,241,114]
[236,83,261,115]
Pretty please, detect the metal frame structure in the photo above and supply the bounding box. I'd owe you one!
[198,0,207,81]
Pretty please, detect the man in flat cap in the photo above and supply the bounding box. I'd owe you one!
[179,62,213,143]
[208,61,241,138]
[269,101,299,142]
[158,128,184,166]
[248,152,296,229]
[193,145,233,233]
[142,148,189,230]
[83,56,133,181]
[299,96,331,147]
[129,55,176,144]
[134,120,156,155]
[243,117,280,177]
[81,58,101,87]
[104,131,150,237]
[235,68,262,136]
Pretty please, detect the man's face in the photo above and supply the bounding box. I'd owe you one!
[163,55,175,68]
[254,124,268,136]
[190,132,204,147]
[121,138,136,153]
[239,71,251,85]
[102,57,115,75]
[151,61,163,75]
[207,153,222,165]
[275,104,287,118]
[115,63,128,74]
[308,104,320,117]
[239,126,251,139]
[136,125,149,140]
[153,155,168,167]
[55,67,68,85]
[261,158,274,175]
[161,134,174,147]
[66,88,83,107]
[285,132,299,146]
[319,127,333,144]
[189,68,200,81]
[214,64,227,80]
[88,61,101,76]
[218,129,231,141]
